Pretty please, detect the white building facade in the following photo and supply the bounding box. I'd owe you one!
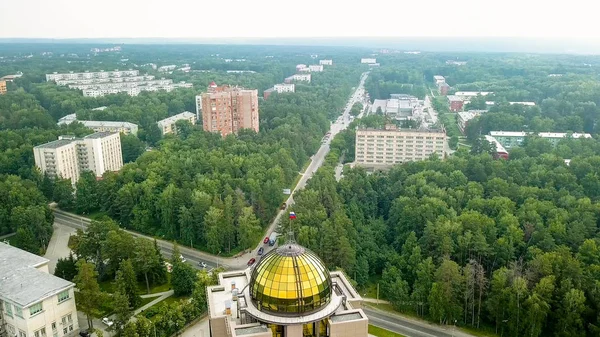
[308,65,324,72]
[157,112,197,135]
[273,83,295,93]
[33,132,123,183]
[0,243,79,337]
[355,126,447,170]
[360,58,377,64]
[319,59,333,65]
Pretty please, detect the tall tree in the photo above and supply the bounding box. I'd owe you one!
[116,259,141,309]
[170,244,198,296]
[73,260,103,329]
[134,239,160,294]
[237,207,262,250]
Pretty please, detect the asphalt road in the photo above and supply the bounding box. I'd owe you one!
[363,307,466,337]
[52,211,219,271]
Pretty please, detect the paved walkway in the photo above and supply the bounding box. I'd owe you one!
[134,290,174,316]
[44,223,76,274]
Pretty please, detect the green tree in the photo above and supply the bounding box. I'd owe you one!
[116,259,141,309]
[112,288,132,334]
[237,207,262,250]
[75,170,99,214]
[120,133,146,163]
[556,289,586,337]
[54,252,78,281]
[53,177,75,210]
[170,244,198,296]
[134,239,161,294]
[74,260,103,329]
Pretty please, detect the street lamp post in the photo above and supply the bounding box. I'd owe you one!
[217,251,221,269]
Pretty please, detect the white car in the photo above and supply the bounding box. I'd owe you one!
[198,261,207,268]
[102,318,114,327]
[180,254,186,263]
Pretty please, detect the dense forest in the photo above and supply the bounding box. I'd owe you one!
[4,44,600,336]
[293,135,600,336]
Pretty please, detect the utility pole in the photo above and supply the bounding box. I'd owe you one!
[376,283,379,305]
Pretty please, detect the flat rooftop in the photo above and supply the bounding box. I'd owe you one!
[0,243,74,307]
[234,325,270,336]
[330,312,363,322]
[34,139,74,149]
[84,131,118,139]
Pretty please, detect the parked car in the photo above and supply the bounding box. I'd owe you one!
[180,254,186,263]
[102,317,114,327]
[280,202,287,210]
[263,237,270,244]
[258,247,264,255]
[198,261,207,268]
[247,258,256,266]
[79,330,90,337]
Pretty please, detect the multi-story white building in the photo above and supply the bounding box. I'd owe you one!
[57,114,139,135]
[355,125,447,170]
[454,91,493,99]
[308,65,324,72]
[273,83,295,93]
[319,59,333,65]
[361,58,377,64]
[158,65,177,72]
[433,75,445,85]
[489,131,593,149]
[284,74,311,84]
[0,243,79,337]
[33,132,123,183]
[157,112,196,135]
[46,70,139,82]
[457,110,486,134]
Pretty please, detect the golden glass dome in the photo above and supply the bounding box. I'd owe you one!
[249,243,332,315]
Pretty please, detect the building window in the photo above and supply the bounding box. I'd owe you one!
[15,305,23,318]
[52,323,56,331]
[62,328,67,335]
[19,330,27,337]
[34,328,47,337]
[5,301,13,317]
[30,302,43,316]
[57,290,70,303]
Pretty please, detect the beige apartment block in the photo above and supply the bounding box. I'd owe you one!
[0,243,79,337]
[0,80,6,95]
[33,132,123,183]
[355,125,447,170]
[199,82,259,137]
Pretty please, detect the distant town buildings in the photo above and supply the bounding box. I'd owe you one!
[433,75,450,95]
[158,65,177,72]
[57,114,139,135]
[454,91,493,100]
[457,110,486,133]
[91,46,121,53]
[446,60,467,66]
[0,242,79,337]
[33,132,123,183]
[447,95,464,112]
[319,59,333,65]
[296,64,307,71]
[197,82,259,137]
[308,65,324,72]
[485,135,509,160]
[489,131,592,149]
[370,95,420,120]
[0,80,6,95]
[46,70,192,97]
[361,58,377,64]
[264,83,295,100]
[355,125,447,170]
[0,72,23,82]
[157,112,196,135]
[284,73,311,84]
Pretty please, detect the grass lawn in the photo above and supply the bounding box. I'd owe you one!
[368,325,406,337]
[84,210,108,220]
[440,113,461,138]
[161,295,190,306]
[99,277,171,296]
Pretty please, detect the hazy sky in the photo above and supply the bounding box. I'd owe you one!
[1,0,598,39]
